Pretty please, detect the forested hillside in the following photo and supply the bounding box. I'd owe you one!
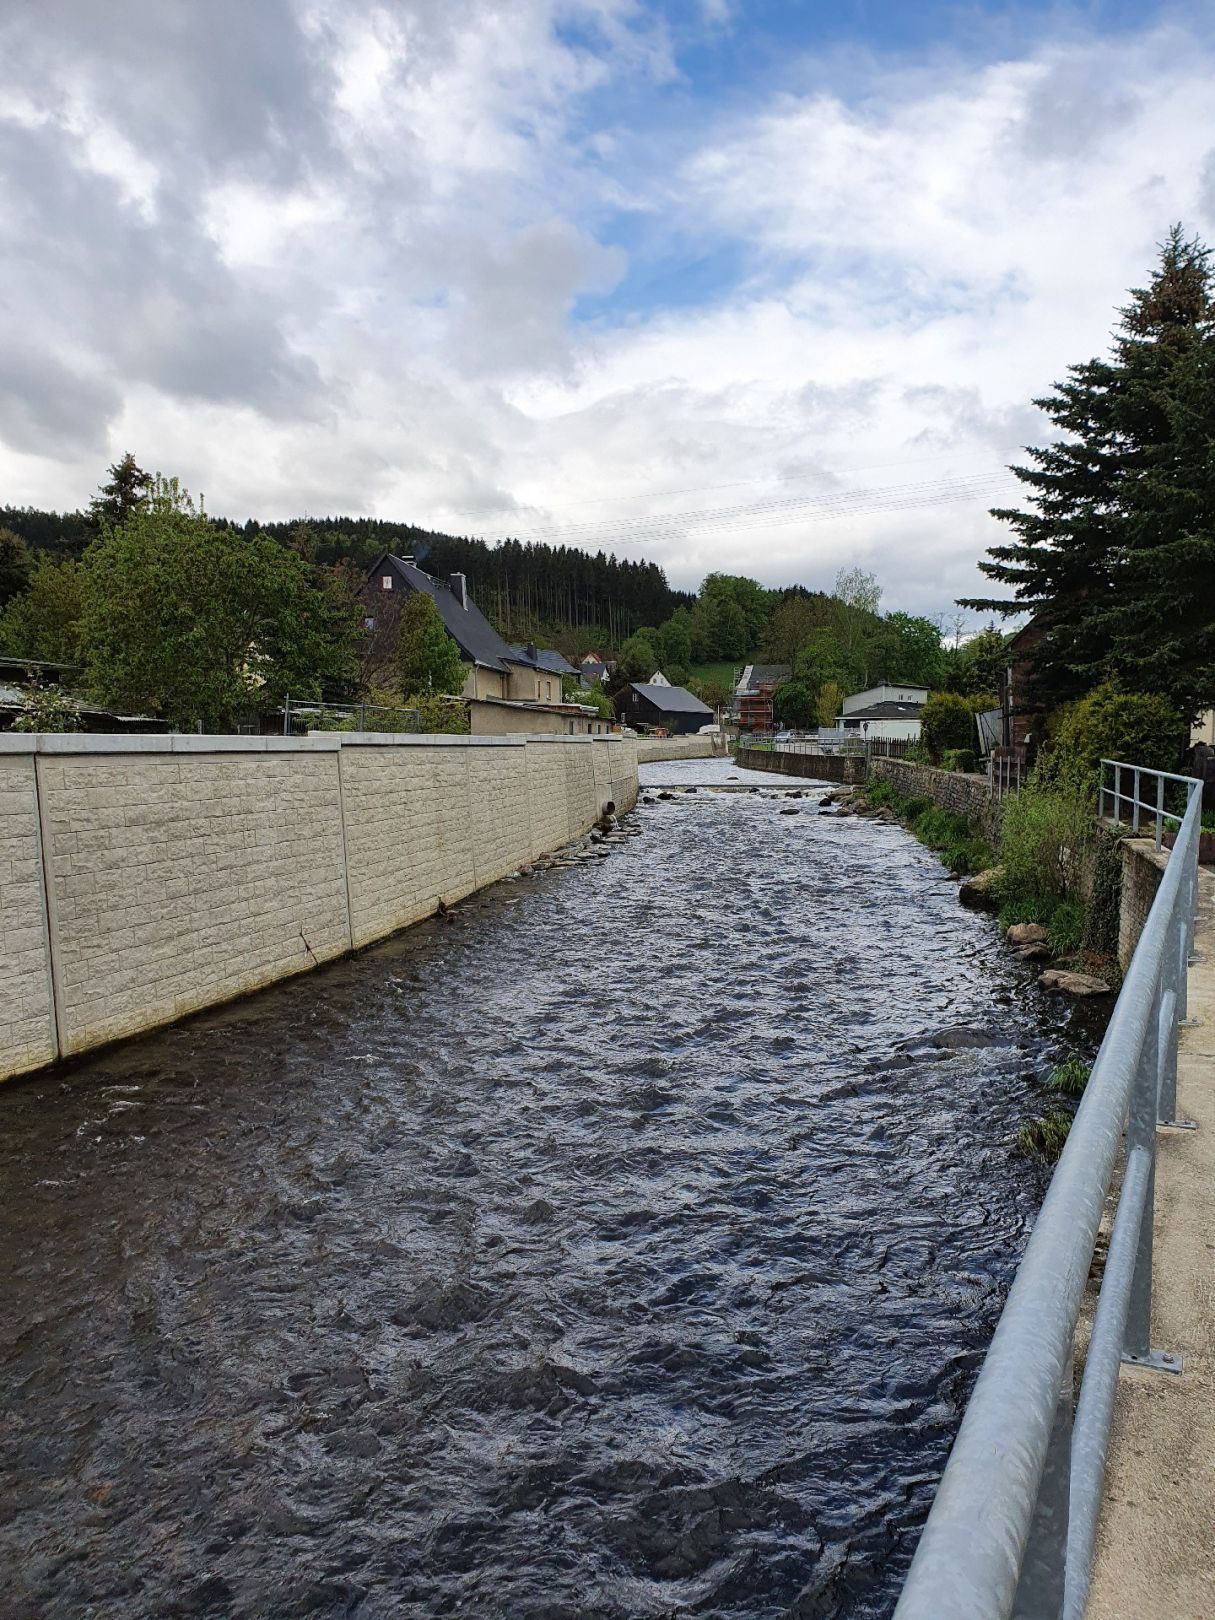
[0,505,690,652]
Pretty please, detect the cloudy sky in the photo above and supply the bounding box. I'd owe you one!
[1,1,1213,615]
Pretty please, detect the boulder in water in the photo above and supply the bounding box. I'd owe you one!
[1007,922,1049,946]
[1040,968,1111,996]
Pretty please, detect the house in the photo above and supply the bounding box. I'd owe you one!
[363,554,576,704]
[579,655,612,686]
[999,619,1047,750]
[734,664,790,731]
[615,681,713,735]
[837,682,929,741]
[648,670,671,686]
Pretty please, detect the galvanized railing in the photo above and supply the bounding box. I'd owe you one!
[895,759,1202,1620]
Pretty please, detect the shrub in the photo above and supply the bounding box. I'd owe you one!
[943,747,977,774]
[1048,682,1186,784]
[997,779,1093,905]
[1016,1111,1073,1161]
[997,894,1057,931]
[921,692,974,763]
[10,683,82,733]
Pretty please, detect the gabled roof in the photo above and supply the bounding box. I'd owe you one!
[373,554,515,671]
[626,682,713,715]
[736,664,789,692]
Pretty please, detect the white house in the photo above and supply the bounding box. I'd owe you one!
[837,682,929,741]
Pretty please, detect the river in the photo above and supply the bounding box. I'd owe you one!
[0,757,1095,1619]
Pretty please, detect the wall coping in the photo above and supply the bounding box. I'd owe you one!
[0,730,624,757]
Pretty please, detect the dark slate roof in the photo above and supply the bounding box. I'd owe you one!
[840,700,925,720]
[507,645,578,677]
[379,555,515,671]
[627,682,713,715]
[739,664,790,690]
[580,660,608,681]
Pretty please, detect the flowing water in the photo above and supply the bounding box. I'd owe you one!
[0,758,1098,1619]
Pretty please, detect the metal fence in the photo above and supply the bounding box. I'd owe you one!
[282,694,421,735]
[1099,758,1196,852]
[989,751,1024,801]
[894,758,1202,1620]
[742,731,916,758]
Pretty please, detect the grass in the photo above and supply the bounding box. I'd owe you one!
[1016,1111,1073,1162]
[687,659,751,689]
[1047,1055,1091,1096]
[863,777,995,874]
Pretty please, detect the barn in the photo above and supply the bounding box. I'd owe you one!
[615,681,713,735]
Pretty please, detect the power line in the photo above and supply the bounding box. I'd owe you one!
[473,471,1019,548]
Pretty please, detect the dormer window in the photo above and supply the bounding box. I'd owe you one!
[381,575,393,590]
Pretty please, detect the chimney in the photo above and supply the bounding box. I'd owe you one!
[449,572,467,608]
[526,641,538,661]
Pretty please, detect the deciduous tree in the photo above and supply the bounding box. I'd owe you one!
[80,477,360,730]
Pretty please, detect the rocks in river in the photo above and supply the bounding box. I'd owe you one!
[958,868,1002,910]
[1014,942,1053,962]
[926,1025,1008,1051]
[657,791,674,800]
[1040,968,1111,996]
[778,806,800,816]
[1007,922,1049,946]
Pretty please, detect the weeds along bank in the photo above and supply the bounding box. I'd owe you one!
[0,732,637,1083]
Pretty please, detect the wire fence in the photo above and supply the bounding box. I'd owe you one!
[282,694,421,735]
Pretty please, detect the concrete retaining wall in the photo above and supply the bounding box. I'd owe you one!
[735,747,863,783]
[0,731,637,1083]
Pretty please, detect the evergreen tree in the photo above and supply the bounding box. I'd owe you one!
[0,526,31,608]
[89,452,152,528]
[963,227,1215,715]
[396,592,466,696]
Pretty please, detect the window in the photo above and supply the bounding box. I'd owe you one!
[381,575,393,590]
[363,616,375,629]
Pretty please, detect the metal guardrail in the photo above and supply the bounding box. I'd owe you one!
[1099,758,1196,852]
[895,759,1202,1620]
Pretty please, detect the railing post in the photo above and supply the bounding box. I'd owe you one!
[1012,1347,1073,1620]
[1132,767,1141,834]
[1122,982,1180,1372]
[1114,762,1122,824]
[1155,773,1165,852]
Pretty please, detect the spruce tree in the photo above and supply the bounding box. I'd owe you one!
[963,227,1215,716]
[89,453,152,528]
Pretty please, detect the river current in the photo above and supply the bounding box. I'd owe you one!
[0,758,1094,1619]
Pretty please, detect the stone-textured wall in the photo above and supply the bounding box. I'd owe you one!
[0,752,55,1076]
[868,756,1002,843]
[735,748,866,783]
[0,732,636,1083]
[1118,838,1169,971]
[635,735,718,762]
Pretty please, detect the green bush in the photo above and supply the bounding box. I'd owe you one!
[997,779,1093,905]
[943,747,977,774]
[863,773,994,873]
[920,692,974,763]
[1048,682,1186,783]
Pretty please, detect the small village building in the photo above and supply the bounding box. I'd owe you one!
[363,554,577,704]
[734,664,790,731]
[0,656,169,734]
[837,682,929,741]
[615,681,713,735]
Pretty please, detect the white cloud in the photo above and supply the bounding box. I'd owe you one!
[1,3,1214,621]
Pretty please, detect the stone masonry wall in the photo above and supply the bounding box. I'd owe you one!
[735,748,866,784]
[1118,838,1169,972]
[0,732,634,1083]
[635,736,718,762]
[868,756,1002,845]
